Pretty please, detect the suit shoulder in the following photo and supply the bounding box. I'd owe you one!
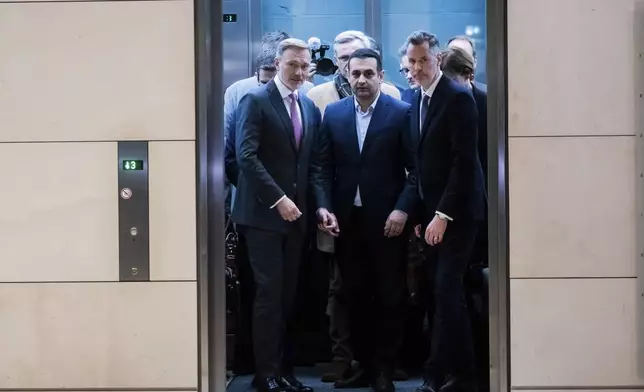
[387,94,411,111]
[299,93,319,113]
[325,96,349,113]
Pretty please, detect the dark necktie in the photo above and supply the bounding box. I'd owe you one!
[420,94,430,132]
[288,93,302,149]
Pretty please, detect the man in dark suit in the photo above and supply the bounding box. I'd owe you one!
[317,48,418,392]
[405,31,486,392]
[234,38,336,392]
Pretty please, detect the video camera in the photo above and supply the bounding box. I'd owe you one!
[307,37,338,76]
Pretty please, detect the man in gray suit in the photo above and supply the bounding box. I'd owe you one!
[233,37,336,392]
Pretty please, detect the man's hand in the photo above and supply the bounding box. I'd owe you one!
[414,224,422,238]
[384,210,407,237]
[276,197,302,222]
[317,208,340,236]
[425,214,448,246]
[307,63,317,82]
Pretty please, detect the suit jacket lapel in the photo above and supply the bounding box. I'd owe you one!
[420,77,446,143]
[267,80,297,150]
[410,89,421,147]
[344,99,361,158]
[298,98,311,151]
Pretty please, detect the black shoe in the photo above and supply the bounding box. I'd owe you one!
[280,374,313,392]
[257,377,287,392]
[416,379,440,392]
[373,372,395,392]
[334,367,371,389]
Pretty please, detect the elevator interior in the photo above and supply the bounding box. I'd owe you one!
[204,0,511,391]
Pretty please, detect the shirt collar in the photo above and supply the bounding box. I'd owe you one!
[421,70,443,98]
[354,91,381,114]
[274,75,297,100]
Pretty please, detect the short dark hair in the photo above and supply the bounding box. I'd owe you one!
[262,30,290,45]
[405,30,440,53]
[347,48,382,72]
[255,50,276,72]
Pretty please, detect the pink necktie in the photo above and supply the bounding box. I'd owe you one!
[289,93,302,149]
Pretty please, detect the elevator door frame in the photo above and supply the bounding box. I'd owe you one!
[194,0,511,390]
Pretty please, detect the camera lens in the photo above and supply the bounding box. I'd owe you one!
[316,58,337,76]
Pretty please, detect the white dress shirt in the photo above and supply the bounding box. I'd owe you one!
[353,92,380,206]
[270,76,303,209]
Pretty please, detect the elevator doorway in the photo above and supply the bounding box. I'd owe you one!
[194,0,511,391]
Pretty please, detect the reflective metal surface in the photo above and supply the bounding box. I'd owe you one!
[486,0,511,391]
[195,0,225,389]
[364,0,382,47]
[223,0,251,90]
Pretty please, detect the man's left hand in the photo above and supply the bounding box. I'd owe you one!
[425,214,448,246]
[384,210,407,237]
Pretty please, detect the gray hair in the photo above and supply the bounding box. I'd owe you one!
[397,43,408,58]
[405,30,440,53]
[333,30,370,52]
[366,36,380,54]
[276,38,310,58]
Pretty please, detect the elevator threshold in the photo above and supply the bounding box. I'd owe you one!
[227,364,422,392]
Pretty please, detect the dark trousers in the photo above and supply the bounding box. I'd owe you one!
[233,232,256,374]
[423,220,479,382]
[241,224,305,379]
[335,207,407,374]
[327,260,353,364]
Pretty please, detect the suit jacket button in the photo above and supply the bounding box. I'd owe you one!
[293,183,297,189]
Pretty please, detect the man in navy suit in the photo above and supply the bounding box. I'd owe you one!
[317,48,418,392]
[234,38,335,392]
[405,31,486,392]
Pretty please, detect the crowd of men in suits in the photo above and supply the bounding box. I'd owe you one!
[224,28,488,392]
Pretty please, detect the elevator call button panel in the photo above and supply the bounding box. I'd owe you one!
[117,141,149,281]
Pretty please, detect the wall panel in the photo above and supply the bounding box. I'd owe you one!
[511,278,642,387]
[0,142,118,282]
[509,136,636,278]
[0,0,195,142]
[0,282,197,389]
[508,0,637,137]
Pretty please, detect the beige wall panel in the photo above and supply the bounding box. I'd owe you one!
[511,278,643,387]
[0,282,197,389]
[509,136,636,278]
[508,0,637,137]
[0,143,118,282]
[0,0,194,142]
[149,141,196,281]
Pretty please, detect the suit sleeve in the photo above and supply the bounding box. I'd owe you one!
[235,93,286,206]
[309,107,333,212]
[436,91,480,218]
[394,106,419,217]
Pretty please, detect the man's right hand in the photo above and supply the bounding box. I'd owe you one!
[276,197,302,222]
